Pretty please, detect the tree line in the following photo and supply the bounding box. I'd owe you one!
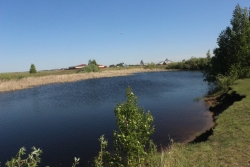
[203,4,250,83]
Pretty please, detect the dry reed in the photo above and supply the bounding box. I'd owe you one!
[0,68,167,93]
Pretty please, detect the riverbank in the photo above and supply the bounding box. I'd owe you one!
[0,68,168,93]
[147,78,250,166]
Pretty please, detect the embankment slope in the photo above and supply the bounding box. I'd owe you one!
[157,78,250,166]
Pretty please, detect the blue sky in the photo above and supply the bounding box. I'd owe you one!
[0,0,249,72]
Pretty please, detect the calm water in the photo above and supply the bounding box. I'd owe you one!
[0,71,212,166]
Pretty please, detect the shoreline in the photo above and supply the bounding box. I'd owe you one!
[0,68,170,93]
[0,68,214,144]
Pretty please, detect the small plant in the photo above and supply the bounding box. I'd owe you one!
[216,68,238,92]
[29,64,37,74]
[72,157,80,167]
[94,135,111,167]
[5,147,42,167]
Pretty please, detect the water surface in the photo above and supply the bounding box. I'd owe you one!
[0,71,212,166]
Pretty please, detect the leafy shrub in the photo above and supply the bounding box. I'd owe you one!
[166,62,184,69]
[83,64,100,72]
[5,147,42,167]
[144,62,157,69]
[78,59,100,73]
[216,72,237,92]
[94,87,156,167]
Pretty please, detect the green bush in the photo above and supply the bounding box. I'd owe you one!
[5,147,42,167]
[83,64,100,72]
[144,62,157,69]
[94,87,156,167]
[78,59,100,73]
[216,72,237,92]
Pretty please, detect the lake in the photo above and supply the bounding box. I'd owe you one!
[0,71,213,166]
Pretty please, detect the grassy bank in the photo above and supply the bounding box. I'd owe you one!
[146,78,250,167]
[0,68,167,93]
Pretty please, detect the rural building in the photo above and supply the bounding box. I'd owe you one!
[98,64,107,68]
[158,59,172,65]
[68,64,87,69]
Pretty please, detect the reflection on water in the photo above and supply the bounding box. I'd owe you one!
[0,71,213,166]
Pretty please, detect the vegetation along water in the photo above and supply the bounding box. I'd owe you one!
[1,3,250,167]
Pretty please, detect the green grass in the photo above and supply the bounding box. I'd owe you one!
[0,66,168,81]
[145,78,250,166]
[0,66,144,81]
[0,70,78,81]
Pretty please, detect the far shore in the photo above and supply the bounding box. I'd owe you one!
[0,68,172,93]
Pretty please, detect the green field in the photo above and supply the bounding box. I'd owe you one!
[0,70,78,81]
[145,78,250,167]
[0,65,167,81]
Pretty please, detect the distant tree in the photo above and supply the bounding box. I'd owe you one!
[29,64,37,74]
[140,60,144,66]
[88,59,98,66]
[206,50,211,59]
[116,62,124,67]
[84,59,99,72]
[203,4,250,81]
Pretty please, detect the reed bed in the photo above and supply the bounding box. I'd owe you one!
[0,68,166,92]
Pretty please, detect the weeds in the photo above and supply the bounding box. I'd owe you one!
[5,147,42,167]
[72,157,80,167]
[144,62,157,69]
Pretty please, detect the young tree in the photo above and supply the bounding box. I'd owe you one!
[113,87,155,166]
[203,4,250,81]
[94,87,156,167]
[88,59,98,66]
[80,59,99,72]
[116,62,124,67]
[29,64,37,74]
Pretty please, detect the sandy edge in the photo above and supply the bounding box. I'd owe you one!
[0,69,171,93]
